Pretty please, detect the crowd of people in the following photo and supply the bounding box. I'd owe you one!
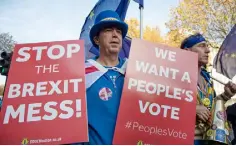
[0,10,236,145]
[83,10,236,145]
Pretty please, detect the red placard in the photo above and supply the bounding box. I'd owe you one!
[113,39,198,145]
[0,40,88,145]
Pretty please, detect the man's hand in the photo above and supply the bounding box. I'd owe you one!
[196,105,211,122]
[221,82,236,101]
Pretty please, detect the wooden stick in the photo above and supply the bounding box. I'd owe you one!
[210,75,226,85]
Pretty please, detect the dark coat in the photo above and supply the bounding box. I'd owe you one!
[226,103,236,144]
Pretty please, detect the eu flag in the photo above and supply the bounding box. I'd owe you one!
[133,0,144,8]
[213,25,236,79]
[79,0,131,60]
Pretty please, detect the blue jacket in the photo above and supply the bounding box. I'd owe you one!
[84,58,127,144]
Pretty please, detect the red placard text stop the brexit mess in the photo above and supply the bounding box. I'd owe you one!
[0,40,88,145]
[113,39,198,145]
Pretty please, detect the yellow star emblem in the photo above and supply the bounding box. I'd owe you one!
[89,11,95,19]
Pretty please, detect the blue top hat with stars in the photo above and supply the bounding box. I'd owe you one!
[89,10,128,48]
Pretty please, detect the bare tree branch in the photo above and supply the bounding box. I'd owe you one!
[0,33,16,53]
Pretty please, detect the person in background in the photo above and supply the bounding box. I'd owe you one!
[180,33,236,145]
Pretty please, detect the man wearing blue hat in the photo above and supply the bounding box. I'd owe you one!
[84,10,128,145]
[0,10,128,145]
[180,33,236,145]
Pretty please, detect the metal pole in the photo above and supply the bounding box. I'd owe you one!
[140,6,143,39]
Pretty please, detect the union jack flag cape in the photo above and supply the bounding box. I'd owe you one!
[85,59,128,89]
